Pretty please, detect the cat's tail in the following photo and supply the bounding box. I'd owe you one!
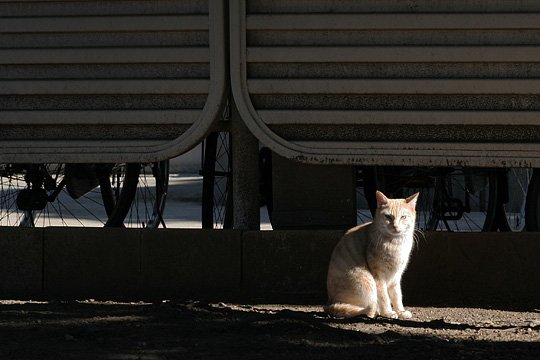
[324,303,376,319]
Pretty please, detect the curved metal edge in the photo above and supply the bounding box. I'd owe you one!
[0,0,228,164]
[229,0,540,168]
[230,0,314,163]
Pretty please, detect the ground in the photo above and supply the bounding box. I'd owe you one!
[0,300,538,359]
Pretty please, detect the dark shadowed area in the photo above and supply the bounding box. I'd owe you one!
[0,300,538,359]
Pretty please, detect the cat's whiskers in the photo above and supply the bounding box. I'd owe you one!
[412,229,426,250]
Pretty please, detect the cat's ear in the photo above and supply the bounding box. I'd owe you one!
[405,192,419,208]
[376,191,389,208]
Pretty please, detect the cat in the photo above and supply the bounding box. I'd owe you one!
[325,190,419,319]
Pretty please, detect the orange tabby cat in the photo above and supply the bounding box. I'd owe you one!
[325,190,419,319]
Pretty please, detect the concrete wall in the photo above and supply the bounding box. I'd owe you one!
[1,227,539,308]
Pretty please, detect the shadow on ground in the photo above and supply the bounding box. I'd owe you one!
[0,300,538,359]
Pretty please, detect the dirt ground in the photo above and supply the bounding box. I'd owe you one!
[0,300,538,360]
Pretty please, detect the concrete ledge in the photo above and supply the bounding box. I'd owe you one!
[0,227,43,298]
[0,227,539,308]
[39,227,242,300]
[43,227,140,299]
[140,229,241,299]
[242,230,342,302]
[403,232,540,308]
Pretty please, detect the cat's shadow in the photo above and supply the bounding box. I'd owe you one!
[175,302,537,334]
[276,309,523,332]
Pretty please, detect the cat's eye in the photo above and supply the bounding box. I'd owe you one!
[401,215,408,220]
[384,214,394,222]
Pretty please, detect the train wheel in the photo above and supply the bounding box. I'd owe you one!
[496,168,532,232]
[0,162,168,227]
[366,167,498,231]
[525,169,540,231]
[201,132,232,229]
[105,161,169,228]
[355,166,377,225]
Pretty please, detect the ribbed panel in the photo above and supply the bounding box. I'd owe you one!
[230,0,540,166]
[0,0,211,142]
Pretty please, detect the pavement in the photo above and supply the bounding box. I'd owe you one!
[162,174,272,229]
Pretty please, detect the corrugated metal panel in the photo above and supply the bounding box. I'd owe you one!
[0,0,227,163]
[230,0,540,167]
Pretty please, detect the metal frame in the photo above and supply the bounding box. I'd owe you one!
[229,0,540,167]
[4,1,540,168]
[0,0,228,164]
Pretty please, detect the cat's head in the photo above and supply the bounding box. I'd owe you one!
[374,191,419,236]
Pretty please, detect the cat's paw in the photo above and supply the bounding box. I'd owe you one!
[397,310,413,319]
[380,311,398,319]
[366,306,377,319]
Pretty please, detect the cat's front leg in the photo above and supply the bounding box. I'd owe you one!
[388,282,412,319]
[376,280,397,319]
